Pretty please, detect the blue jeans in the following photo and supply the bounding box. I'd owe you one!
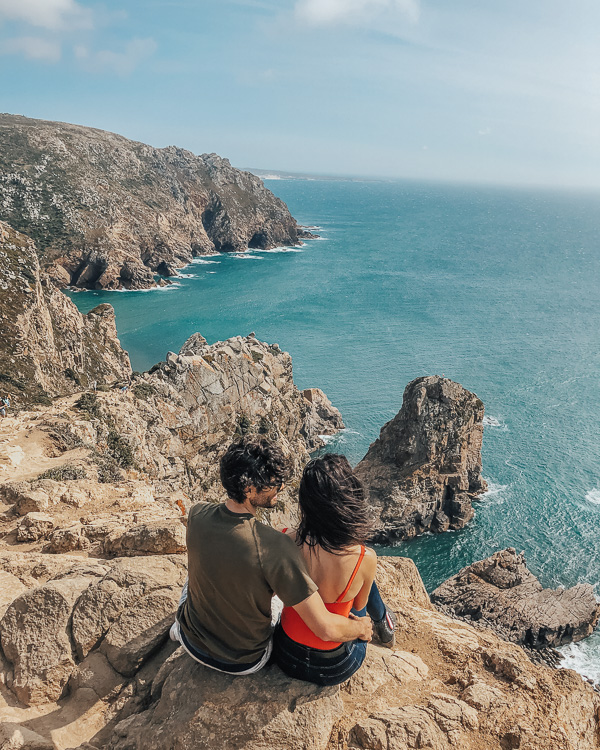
[273,605,369,687]
[273,580,388,686]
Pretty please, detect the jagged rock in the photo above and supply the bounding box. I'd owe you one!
[13,489,51,516]
[301,388,345,445]
[0,114,308,291]
[0,221,131,404]
[102,521,186,557]
[0,573,96,704]
[15,513,54,541]
[100,587,181,676]
[431,548,600,648]
[355,376,487,542]
[71,557,185,662]
[105,650,344,750]
[0,723,54,750]
[89,333,343,523]
[45,524,90,553]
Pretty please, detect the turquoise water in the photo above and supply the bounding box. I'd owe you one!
[70,178,600,673]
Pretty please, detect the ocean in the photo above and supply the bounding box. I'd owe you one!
[69,177,600,680]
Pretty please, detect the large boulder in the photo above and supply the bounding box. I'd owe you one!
[431,548,600,648]
[71,556,185,667]
[355,376,487,542]
[0,573,97,704]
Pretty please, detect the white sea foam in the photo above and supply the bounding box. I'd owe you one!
[207,271,217,274]
[318,434,337,445]
[483,415,508,431]
[176,273,198,279]
[480,481,509,504]
[260,246,304,254]
[559,639,600,685]
[585,488,600,505]
[232,254,263,260]
[103,282,182,293]
[191,258,220,265]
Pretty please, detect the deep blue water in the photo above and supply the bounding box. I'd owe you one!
[70,178,600,675]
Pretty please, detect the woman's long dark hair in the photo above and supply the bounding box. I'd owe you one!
[297,454,372,554]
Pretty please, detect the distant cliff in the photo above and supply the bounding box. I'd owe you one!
[0,114,310,290]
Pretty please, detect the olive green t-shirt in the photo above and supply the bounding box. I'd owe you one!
[179,502,318,664]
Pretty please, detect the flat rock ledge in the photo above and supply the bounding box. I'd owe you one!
[431,548,600,649]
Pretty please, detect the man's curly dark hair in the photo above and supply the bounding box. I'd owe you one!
[220,435,291,503]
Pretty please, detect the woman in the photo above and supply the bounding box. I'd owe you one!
[273,453,396,686]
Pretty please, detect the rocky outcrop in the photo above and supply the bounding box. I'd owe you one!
[1,556,596,750]
[355,376,487,543]
[49,332,344,521]
[431,548,600,648]
[0,221,131,404]
[0,114,312,290]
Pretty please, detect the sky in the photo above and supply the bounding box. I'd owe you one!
[1,0,600,187]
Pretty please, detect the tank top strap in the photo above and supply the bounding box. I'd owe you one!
[335,545,366,603]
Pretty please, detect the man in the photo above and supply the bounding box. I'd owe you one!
[170,435,372,675]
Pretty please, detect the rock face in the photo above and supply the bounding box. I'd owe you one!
[431,548,600,648]
[355,376,487,542]
[67,332,343,519]
[0,221,131,403]
[0,114,312,290]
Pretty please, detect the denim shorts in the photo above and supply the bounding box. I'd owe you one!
[272,624,367,686]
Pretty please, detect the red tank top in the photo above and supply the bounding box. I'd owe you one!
[279,530,366,650]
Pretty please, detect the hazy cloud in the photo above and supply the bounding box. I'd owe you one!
[76,37,157,75]
[0,0,92,31]
[294,0,419,26]
[1,35,61,60]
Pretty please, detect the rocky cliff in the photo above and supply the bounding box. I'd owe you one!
[0,114,310,289]
[355,376,487,543]
[431,548,600,649]
[0,221,131,404]
[0,546,599,750]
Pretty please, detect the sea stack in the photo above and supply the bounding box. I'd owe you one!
[355,375,487,543]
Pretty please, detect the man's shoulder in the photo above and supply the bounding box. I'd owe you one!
[253,521,302,555]
[188,501,220,522]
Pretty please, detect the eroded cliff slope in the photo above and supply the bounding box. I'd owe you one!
[0,221,131,404]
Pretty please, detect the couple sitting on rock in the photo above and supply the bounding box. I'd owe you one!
[170,436,396,686]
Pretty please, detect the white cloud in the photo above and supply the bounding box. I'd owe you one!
[80,37,157,75]
[0,0,92,31]
[478,127,492,136]
[1,35,61,60]
[295,0,419,26]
